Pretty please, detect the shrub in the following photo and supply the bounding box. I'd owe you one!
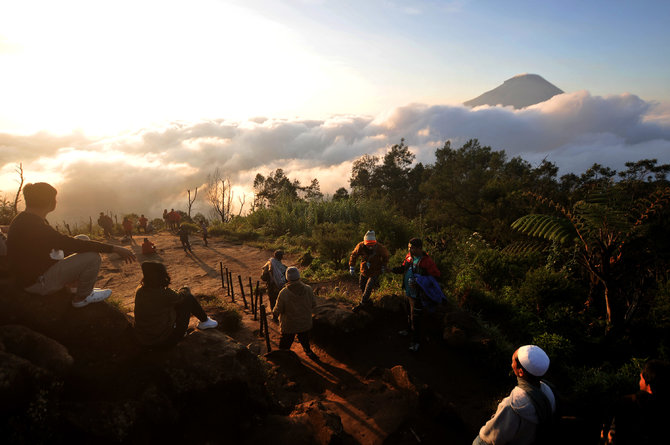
[313,222,358,267]
[517,267,584,313]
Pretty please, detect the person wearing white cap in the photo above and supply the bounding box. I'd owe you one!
[473,345,556,445]
[348,230,390,312]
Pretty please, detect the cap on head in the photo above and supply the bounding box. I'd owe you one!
[364,230,377,245]
[408,237,423,249]
[517,345,550,377]
[74,234,90,240]
[286,266,300,281]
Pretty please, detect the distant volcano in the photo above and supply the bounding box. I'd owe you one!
[464,73,564,109]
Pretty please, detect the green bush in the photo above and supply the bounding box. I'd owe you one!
[313,222,358,267]
[517,267,584,313]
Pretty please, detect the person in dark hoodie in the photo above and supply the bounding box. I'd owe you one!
[134,261,218,347]
[601,359,670,444]
[272,266,318,360]
[473,345,556,445]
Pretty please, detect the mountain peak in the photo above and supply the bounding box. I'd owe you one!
[464,74,564,109]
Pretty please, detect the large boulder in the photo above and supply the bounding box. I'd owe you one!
[312,300,374,343]
[0,324,73,376]
[442,309,492,348]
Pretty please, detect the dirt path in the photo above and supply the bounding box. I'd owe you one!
[99,232,495,444]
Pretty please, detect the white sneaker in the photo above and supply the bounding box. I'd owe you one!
[408,343,420,352]
[72,288,112,308]
[198,317,218,330]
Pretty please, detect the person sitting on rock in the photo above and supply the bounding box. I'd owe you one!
[473,345,556,445]
[141,238,157,255]
[134,261,218,348]
[601,359,670,444]
[6,182,136,308]
[272,266,318,360]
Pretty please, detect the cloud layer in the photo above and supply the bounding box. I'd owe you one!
[1,91,669,222]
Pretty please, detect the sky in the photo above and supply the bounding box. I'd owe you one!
[1,0,669,221]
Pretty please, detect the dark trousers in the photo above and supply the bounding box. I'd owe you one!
[279,331,312,353]
[180,238,191,251]
[359,275,379,303]
[406,295,425,344]
[162,293,208,347]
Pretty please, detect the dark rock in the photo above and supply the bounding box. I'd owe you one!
[312,301,373,342]
[443,309,492,348]
[291,400,345,445]
[0,324,73,376]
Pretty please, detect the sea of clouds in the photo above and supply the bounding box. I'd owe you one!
[1,91,669,222]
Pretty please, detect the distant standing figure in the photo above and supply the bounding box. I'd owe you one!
[122,216,133,239]
[201,222,209,247]
[98,212,114,238]
[141,238,157,255]
[177,224,192,252]
[138,214,148,233]
[162,209,169,230]
[261,250,287,310]
[601,359,670,444]
[473,345,556,445]
[272,267,318,360]
[349,230,389,312]
[134,261,218,348]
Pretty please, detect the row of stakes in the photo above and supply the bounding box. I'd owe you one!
[219,261,272,353]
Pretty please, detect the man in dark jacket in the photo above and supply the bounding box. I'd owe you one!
[7,182,136,308]
[602,359,670,444]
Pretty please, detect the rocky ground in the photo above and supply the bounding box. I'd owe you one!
[1,231,511,444]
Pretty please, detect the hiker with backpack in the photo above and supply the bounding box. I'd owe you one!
[473,345,556,445]
[261,249,287,311]
[391,237,444,352]
[348,230,389,312]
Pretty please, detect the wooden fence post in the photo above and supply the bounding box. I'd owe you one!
[238,275,248,309]
[224,261,226,289]
[225,267,230,296]
[260,304,271,353]
[229,271,235,303]
[248,277,254,314]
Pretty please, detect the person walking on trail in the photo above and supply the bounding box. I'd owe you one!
[391,237,443,352]
[134,261,218,348]
[473,345,556,445]
[138,214,148,233]
[601,359,670,444]
[272,267,318,360]
[122,216,133,241]
[200,222,209,247]
[98,212,114,238]
[177,224,192,253]
[349,230,389,312]
[262,249,287,311]
[6,182,136,308]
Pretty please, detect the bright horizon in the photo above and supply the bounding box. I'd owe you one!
[2,0,670,221]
